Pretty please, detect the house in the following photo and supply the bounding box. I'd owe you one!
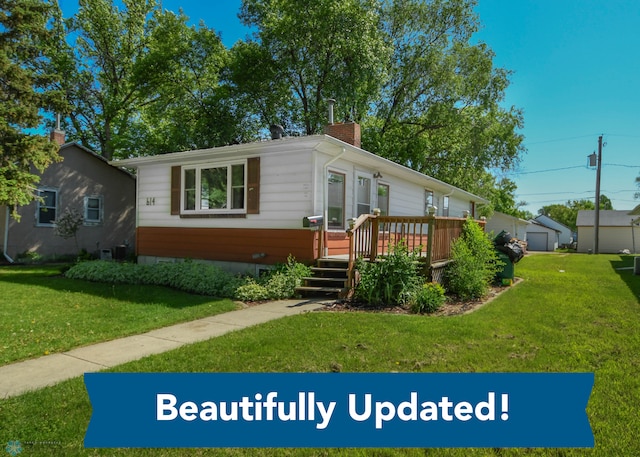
[534,215,574,247]
[576,209,640,254]
[526,219,560,251]
[1,131,136,262]
[485,212,530,242]
[112,122,488,274]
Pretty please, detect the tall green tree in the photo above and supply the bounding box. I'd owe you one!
[538,196,613,232]
[53,0,244,159]
[117,11,258,155]
[239,0,390,135]
[0,0,67,217]
[363,0,524,194]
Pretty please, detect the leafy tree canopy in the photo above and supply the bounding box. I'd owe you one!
[538,196,613,232]
[0,0,67,216]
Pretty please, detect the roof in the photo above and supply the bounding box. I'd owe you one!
[60,142,135,179]
[111,134,487,204]
[534,215,572,232]
[489,211,531,225]
[576,210,639,227]
[528,219,561,233]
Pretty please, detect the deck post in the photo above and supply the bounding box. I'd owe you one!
[425,215,436,270]
[370,215,379,262]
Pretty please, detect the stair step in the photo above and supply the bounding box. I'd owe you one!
[295,286,347,294]
[310,267,348,273]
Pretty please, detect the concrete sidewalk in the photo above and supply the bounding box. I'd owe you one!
[0,299,328,399]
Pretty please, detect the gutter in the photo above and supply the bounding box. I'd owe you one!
[3,207,14,263]
[323,147,346,257]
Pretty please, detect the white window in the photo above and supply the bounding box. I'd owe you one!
[424,189,434,215]
[181,161,246,213]
[327,171,345,229]
[36,188,58,226]
[356,175,372,216]
[84,196,103,225]
[443,196,450,217]
[377,183,389,216]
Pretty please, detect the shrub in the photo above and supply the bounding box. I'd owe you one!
[65,260,242,298]
[410,282,446,314]
[353,240,423,307]
[234,255,311,301]
[444,218,503,300]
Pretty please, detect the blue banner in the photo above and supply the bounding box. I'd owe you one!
[84,372,593,448]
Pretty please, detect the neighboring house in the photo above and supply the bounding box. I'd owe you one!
[112,122,488,274]
[526,220,560,251]
[576,209,640,254]
[485,212,530,241]
[1,132,136,262]
[534,215,574,247]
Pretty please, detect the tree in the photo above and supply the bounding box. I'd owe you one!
[117,11,258,155]
[51,0,160,160]
[635,174,640,200]
[0,0,67,217]
[481,176,532,220]
[238,0,390,135]
[363,0,524,194]
[538,196,613,232]
[52,0,245,159]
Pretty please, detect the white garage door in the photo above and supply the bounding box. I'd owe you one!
[527,232,548,251]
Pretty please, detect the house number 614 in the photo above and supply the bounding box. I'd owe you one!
[146,197,155,206]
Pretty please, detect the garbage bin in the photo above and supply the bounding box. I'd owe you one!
[495,251,514,281]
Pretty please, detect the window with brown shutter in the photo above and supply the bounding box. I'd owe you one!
[170,158,260,216]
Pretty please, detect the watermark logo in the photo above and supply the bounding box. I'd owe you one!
[5,441,22,456]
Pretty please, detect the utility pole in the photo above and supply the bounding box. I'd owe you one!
[594,135,603,254]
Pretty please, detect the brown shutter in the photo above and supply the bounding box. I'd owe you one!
[170,166,181,215]
[247,157,260,214]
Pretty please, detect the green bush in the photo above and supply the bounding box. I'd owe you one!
[65,260,242,298]
[410,282,446,314]
[444,218,503,300]
[234,255,311,301]
[353,240,423,307]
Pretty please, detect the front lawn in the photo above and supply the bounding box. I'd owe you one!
[1,254,639,456]
[0,265,238,364]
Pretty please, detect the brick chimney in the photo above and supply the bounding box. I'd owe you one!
[322,99,361,148]
[49,113,66,146]
[324,122,361,148]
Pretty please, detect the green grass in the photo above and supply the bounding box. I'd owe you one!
[1,254,640,456]
[0,265,239,364]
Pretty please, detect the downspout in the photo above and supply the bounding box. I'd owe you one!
[323,147,346,257]
[3,206,14,263]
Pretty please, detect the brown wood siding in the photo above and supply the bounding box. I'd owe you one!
[137,227,316,264]
[170,166,181,215]
[327,231,350,256]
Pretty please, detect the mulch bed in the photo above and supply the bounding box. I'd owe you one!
[316,278,521,316]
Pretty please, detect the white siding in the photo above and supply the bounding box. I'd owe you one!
[137,149,314,229]
[577,226,639,254]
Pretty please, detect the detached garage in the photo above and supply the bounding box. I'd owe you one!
[526,220,560,251]
[576,209,640,254]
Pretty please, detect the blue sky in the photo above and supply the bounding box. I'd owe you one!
[58,0,640,213]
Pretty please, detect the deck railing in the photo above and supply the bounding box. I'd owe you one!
[346,214,486,288]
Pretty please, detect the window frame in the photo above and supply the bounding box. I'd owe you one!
[36,187,58,227]
[424,189,434,215]
[377,182,390,216]
[83,195,104,226]
[327,170,346,230]
[180,160,247,215]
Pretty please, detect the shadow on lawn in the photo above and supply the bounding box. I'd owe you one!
[610,255,640,304]
[0,265,220,309]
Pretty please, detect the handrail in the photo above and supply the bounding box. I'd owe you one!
[346,215,486,289]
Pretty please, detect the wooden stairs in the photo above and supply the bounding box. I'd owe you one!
[295,258,350,299]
